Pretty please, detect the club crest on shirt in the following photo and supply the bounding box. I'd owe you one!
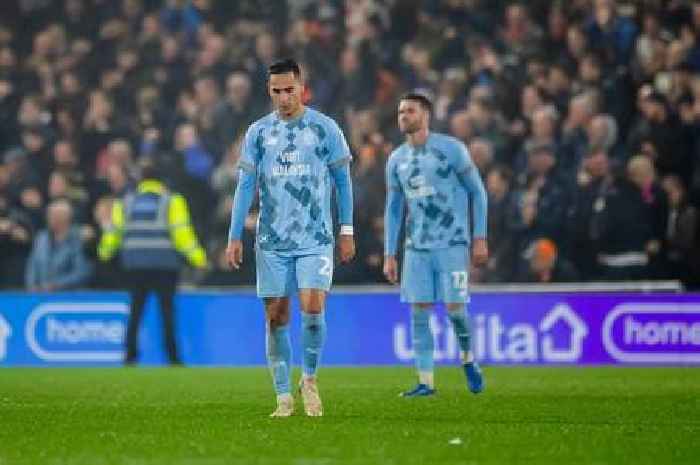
[406,174,436,198]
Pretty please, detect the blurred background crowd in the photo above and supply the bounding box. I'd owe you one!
[1,0,699,289]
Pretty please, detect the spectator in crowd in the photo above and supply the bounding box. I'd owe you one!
[560,92,597,179]
[484,164,516,283]
[173,122,214,241]
[661,174,700,288]
[626,155,669,278]
[510,141,569,254]
[570,147,653,280]
[628,90,691,184]
[25,198,91,291]
[213,71,262,154]
[513,104,559,176]
[468,137,495,177]
[585,0,638,67]
[586,113,624,166]
[513,238,579,283]
[52,139,89,202]
[0,189,33,289]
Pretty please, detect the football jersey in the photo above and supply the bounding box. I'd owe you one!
[239,107,351,251]
[386,132,477,250]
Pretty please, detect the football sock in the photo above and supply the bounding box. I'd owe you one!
[447,306,473,362]
[411,305,434,387]
[266,322,292,395]
[302,312,326,378]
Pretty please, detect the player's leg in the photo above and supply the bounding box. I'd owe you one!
[256,247,296,416]
[438,246,484,394]
[403,302,438,397]
[296,249,333,416]
[297,289,326,416]
[446,301,483,393]
[400,249,437,397]
[264,297,294,416]
[298,289,326,380]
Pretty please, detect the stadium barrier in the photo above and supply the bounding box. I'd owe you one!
[1,283,698,366]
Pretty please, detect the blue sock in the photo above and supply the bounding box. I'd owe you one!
[411,305,434,382]
[447,307,473,363]
[266,323,292,395]
[302,312,326,377]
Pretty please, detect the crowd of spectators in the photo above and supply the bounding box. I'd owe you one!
[1,0,699,289]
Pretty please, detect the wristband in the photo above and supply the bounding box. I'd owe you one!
[340,225,354,236]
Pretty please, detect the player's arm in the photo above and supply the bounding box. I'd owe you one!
[455,144,488,266]
[226,125,259,270]
[226,168,256,269]
[330,159,355,263]
[326,118,355,263]
[383,158,405,284]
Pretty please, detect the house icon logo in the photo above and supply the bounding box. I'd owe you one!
[539,304,588,362]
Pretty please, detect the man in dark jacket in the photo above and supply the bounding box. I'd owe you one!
[569,148,653,280]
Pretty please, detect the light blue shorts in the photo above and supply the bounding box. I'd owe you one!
[401,245,470,304]
[255,245,334,298]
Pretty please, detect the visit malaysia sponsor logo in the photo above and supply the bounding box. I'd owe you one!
[602,303,700,363]
[25,303,128,362]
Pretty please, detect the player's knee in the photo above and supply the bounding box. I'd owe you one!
[299,291,325,313]
[413,303,432,310]
[446,303,463,312]
[265,299,290,327]
[302,305,324,315]
[268,311,290,328]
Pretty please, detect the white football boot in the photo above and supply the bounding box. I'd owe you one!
[299,377,323,417]
[269,393,294,418]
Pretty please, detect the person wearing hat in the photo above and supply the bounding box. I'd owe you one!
[97,157,207,365]
[514,238,579,283]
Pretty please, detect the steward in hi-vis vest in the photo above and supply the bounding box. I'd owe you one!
[98,158,207,365]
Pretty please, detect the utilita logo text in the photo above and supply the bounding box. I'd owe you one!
[394,304,588,363]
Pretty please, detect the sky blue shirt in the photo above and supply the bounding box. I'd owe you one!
[231,107,352,252]
[384,132,487,254]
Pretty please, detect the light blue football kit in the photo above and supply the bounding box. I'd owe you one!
[384,132,487,303]
[384,131,487,395]
[229,107,353,397]
[229,107,353,297]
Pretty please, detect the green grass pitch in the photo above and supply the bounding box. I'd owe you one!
[1,367,699,464]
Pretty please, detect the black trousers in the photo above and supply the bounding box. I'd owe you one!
[124,270,180,364]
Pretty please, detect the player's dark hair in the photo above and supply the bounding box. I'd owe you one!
[400,92,433,114]
[268,59,301,79]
